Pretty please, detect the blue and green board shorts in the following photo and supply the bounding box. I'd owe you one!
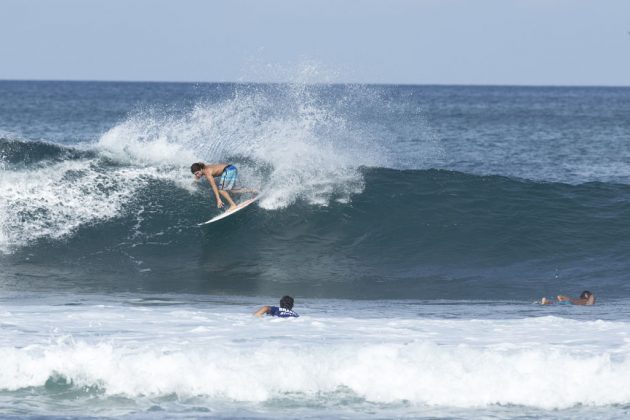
[218,165,237,190]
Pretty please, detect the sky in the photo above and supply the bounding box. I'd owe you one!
[1,0,629,86]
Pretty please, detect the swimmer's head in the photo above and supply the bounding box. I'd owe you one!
[580,290,593,299]
[280,295,294,310]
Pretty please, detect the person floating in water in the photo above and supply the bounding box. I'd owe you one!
[191,162,239,210]
[539,290,596,305]
[254,295,300,318]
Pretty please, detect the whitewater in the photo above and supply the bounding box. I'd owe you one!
[2,292,630,419]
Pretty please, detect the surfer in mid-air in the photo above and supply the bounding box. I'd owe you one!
[191,162,239,210]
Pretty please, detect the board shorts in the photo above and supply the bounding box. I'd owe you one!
[218,165,237,190]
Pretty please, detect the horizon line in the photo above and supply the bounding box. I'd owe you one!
[1,77,629,89]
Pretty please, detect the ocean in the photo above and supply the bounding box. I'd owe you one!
[1,80,629,418]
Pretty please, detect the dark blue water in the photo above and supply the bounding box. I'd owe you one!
[1,81,630,300]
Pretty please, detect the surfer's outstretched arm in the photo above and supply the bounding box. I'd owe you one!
[557,293,596,305]
[205,173,224,208]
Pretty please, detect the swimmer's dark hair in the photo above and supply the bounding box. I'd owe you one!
[190,162,205,173]
[580,290,593,299]
[280,295,294,310]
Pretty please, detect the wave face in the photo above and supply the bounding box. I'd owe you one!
[2,137,629,299]
[1,82,630,299]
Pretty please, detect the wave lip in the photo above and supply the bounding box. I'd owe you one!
[0,155,147,254]
[0,136,92,166]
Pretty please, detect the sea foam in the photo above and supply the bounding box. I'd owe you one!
[1,299,629,411]
[94,84,394,210]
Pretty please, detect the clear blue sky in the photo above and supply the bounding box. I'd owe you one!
[1,0,629,85]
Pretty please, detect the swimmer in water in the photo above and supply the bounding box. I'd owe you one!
[539,290,595,305]
[254,295,300,318]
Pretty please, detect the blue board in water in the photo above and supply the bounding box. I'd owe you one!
[198,195,261,225]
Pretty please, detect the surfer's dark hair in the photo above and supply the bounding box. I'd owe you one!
[280,295,294,310]
[190,162,205,173]
[580,290,593,299]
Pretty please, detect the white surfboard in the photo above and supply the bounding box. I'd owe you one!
[198,195,261,225]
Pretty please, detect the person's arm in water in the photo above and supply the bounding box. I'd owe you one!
[557,294,596,305]
[254,306,271,317]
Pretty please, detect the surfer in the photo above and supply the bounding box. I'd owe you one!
[254,295,300,318]
[539,290,596,305]
[191,162,238,210]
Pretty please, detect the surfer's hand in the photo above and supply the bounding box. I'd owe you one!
[217,199,224,208]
